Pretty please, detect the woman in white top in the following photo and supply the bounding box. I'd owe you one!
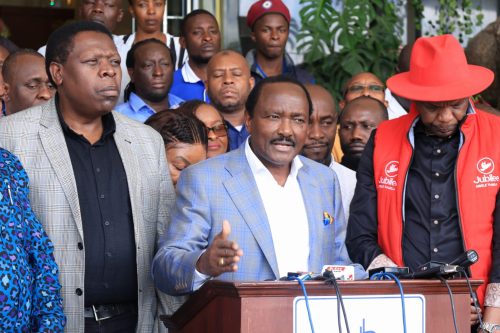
[116,0,187,103]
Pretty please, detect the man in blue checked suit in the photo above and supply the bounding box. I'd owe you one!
[153,76,352,295]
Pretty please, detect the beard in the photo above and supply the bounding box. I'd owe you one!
[189,54,211,65]
[210,98,243,114]
[142,88,169,104]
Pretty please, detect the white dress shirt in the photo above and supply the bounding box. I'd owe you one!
[244,139,310,277]
[385,88,408,120]
[192,139,310,288]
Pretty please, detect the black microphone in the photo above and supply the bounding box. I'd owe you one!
[400,264,460,279]
[449,249,479,269]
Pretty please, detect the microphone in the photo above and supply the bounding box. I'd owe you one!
[400,264,460,279]
[449,249,479,269]
[399,250,479,279]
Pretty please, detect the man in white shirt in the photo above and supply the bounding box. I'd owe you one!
[38,0,125,56]
[385,44,413,119]
[301,84,366,279]
[152,76,349,294]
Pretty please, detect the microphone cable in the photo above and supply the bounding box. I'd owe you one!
[438,276,459,333]
[324,271,351,333]
[370,272,407,333]
[458,267,484,329]
[290,276,316,333]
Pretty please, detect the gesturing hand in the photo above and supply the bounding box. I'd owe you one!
[196,220,244,277]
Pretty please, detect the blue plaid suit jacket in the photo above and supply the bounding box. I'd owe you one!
[153,143,346,295]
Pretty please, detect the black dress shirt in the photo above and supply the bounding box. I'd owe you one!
[403,121,463,271]
[346,123,500,283]
[57,104,138,306]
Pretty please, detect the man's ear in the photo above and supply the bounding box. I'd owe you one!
[49,62,63,86]
[383,99,389,108]
[245,112,252,133]
[3,82,9,96]
[77,5,84,20]
[249,76,255,90]
[117,9,124,23]
[128,5,135,18]
[179,36,186,49]
[127,68,134,82]
[338,99,345,110]
[250,31,256,43]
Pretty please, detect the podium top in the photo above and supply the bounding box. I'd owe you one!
[163,279,482,330]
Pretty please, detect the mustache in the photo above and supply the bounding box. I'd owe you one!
[270,136,295,146]
[305,139,328,146]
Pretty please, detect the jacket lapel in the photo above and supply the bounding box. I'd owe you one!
[38,100,84,238]
[297,160,323,272]
[223,146,280,279]
[113,113,141,239]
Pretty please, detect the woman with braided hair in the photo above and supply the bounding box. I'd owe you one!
[145,110,208,186]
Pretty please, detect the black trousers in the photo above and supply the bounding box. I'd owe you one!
[85,311,138,333]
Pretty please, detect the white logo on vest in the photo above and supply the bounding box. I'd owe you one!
[378,161,399,191]
[474,157,498,188]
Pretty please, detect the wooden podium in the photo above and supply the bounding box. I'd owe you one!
[162,279,482,332]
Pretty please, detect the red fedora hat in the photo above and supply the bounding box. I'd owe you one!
[387,34,494,102]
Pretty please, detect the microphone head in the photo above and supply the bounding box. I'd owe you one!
[465,250,479,265]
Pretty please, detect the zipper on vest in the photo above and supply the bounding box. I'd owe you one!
[454,129,469,275]
[401,130,415,261]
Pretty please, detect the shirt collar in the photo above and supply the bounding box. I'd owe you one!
[128,92,155,114]
[244,137,303,181]
[55,93,116,142]
[246,49,296,78]
[181,61,202,83]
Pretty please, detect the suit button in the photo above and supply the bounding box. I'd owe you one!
[75,288,83,296]
[77,242,84,250]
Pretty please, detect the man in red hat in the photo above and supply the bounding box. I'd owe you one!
[245,0,314,85]
[346,34,500,331]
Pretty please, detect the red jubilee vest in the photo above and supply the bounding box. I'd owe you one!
[373,104,500,306]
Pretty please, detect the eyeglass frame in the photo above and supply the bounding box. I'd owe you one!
[206,123,228,138]
[344,84,385,97]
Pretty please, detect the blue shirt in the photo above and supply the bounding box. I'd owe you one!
[170,62,209,102]
[226,121,249,151]
[115,92,184,123]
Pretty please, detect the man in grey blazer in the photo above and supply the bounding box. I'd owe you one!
[152,76,352,295]
[0,22,175,332]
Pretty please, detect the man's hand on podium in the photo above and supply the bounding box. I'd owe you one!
[196,220,244,277]
[471,297,482,326]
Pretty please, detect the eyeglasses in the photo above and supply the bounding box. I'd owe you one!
[346,84,385,94]
[206,123,228,138]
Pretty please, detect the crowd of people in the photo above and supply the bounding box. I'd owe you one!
[0,0,498,332]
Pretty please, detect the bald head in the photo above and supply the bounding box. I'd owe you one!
[3,50,55,115]
[207,50,251,76]
[307,84,336,114]
[340,72,387,109]
[206,50,254,116]
[301,84,337,165]
[397,43,413,73]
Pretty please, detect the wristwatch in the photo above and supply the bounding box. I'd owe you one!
[479,322,500,333]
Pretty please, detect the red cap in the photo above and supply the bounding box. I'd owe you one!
[246,0,291,29]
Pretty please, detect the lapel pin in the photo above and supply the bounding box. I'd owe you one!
[323,211,334,225]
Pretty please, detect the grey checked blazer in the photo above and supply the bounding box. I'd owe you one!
[0,99,175,332]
